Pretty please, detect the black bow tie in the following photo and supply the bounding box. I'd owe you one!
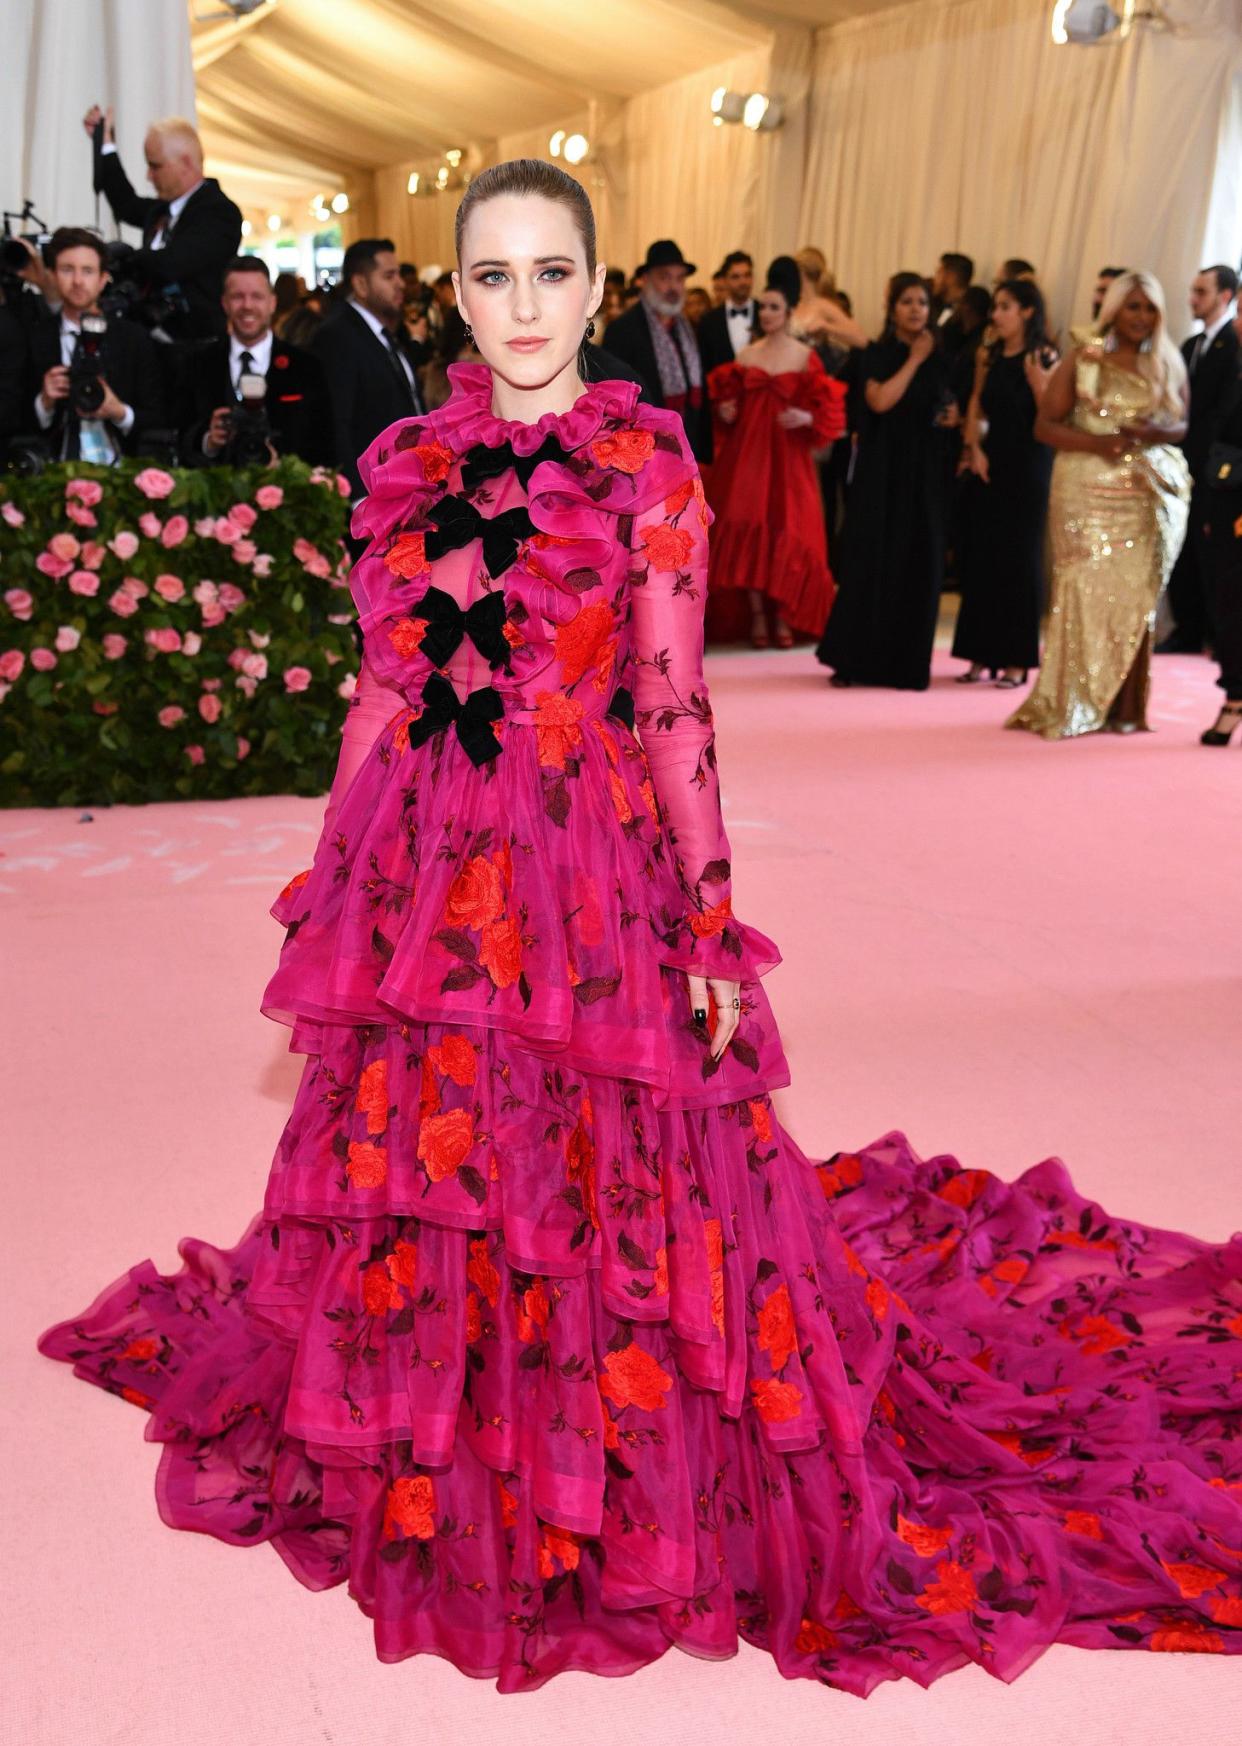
[413,583,509,670]
[423,493,533,579]
[409,673,504,767]
[459,435,571,493]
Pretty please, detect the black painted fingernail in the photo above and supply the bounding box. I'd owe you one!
[693,1008,707,1024]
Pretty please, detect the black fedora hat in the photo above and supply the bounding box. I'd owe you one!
[637,238,697,277]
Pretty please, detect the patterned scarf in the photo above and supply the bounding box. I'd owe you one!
[642,297,703,414]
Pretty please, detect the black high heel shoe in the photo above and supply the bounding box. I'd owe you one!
[996,669,1028,689]
[1201,701,1242,746]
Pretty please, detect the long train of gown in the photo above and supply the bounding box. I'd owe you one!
[37,367,1242,1695]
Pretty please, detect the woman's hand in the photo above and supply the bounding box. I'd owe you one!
[775,405,814,430]
[1121,417,1168,446]
[909,329,935,365]
[966,442,990,482]
[1096,431,1130,461]
[687,974,742,1061]
[1024,350,1055,403]
[717,400,738,425]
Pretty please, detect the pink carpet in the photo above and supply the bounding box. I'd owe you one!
[5,646,1241,1744]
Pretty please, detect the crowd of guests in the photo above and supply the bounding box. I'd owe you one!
[2,107,1239,750]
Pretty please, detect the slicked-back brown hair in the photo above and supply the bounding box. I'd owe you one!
[455,159,597,276]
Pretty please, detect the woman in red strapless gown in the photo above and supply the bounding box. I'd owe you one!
[706,256,846,647]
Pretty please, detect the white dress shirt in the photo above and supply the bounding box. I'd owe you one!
[33,314,134,457]
[229,329,274,392]
[348,297,418,397]
[725,299,755,357]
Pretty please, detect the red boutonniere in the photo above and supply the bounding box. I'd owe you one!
[273,353,290,370]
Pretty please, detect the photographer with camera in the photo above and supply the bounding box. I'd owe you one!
[82,105,241,342]
[183,257,333,467]
[28,228,164,464]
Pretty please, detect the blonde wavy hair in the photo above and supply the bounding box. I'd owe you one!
[1093,270,1186,420]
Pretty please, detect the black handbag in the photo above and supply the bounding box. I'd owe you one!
[1206,440,1242,490]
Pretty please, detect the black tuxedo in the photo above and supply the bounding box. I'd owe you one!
[0,306,26,449]
[582,342,651,402]
[312,304,426,500]
[96,150,242,341]
[1167,321,1242,649]
[182,335,335,466]
[697,301,755,378]
[26,311,165,458]
[600,302,710,462]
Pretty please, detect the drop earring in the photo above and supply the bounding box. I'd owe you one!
[585,318,596,340]
[463,323,475,345]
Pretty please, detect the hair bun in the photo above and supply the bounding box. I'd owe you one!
[764,255,801,308]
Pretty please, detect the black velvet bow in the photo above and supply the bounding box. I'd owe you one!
[459,435,571,493]
[414,583,510,670]
[423,493,533,578]
[408,672,505,767]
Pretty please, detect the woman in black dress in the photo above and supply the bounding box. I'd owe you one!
[1201,353,1242,745]
[953,280,1058,687]
[816,272,952,690]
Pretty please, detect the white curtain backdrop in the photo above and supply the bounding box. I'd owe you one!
[799,0,1242,344]
[2,0,195,241]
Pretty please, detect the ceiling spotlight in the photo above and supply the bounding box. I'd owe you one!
[549,129,566,158]
[710,87,746,124]
[331,192,349,214]
[1051,0,1127,42]
[407,171,420,194]
[742,92,784,131]
[445,148,463,168]
[435,165,449,188]
[563,133,589,165]
[267,213,282,231]
[240,218,252,237]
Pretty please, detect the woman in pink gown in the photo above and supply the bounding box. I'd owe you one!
[38,162,1242,1693]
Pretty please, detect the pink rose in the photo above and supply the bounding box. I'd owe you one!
[227,648,249,671]
[252,553,273,578]
[327,612,353,625]
[158,705,185,727]
[292,537,318,565]
[102,634,127,660]
[30,647,57,671]
[154,573,186,602]
[35,550,73,579]
[198,692,222,723]
[194,517,216,538]
[65,502,97,528]
[254,485,283,511]
[336,474,351,498]
[217,583,246,612]
[337,672,358,701]
[138,512,162,539]
[122,576,149,599]
[69,570,101,597]
[145,627,182,653]
[66,478,103,506]
[49,532,80,562]
[283,665,312,693]
[201,603,226,627]
[182,631,202,656]
[240,651,267,680]
[1,502,25,527]
[108,589,138,618]
[80,541,106,570]
[185,744,205,765]
[324,649,340,666]
[192,580,219,606]
[247,630,270,649]
[134,467,176,499]
[229,502,257,531]
[161,515,189,548]
[55,625,81,652]
[236,736,251,760]
[0,649,25,681]
[201,677,222,692]
[214,517,241,545]
[4,589,33,621]
[108,530,139,560]
[307,554,331,578]
[232,539,257,565]
[234,674,257,698]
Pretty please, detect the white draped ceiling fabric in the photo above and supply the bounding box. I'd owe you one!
[4,0,1242,343]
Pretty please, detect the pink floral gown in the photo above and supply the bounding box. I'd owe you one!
[38,364,1242,1692]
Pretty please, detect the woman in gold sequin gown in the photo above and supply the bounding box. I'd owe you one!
[1007,272,1190,739]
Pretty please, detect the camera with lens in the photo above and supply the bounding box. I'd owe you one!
[99,239,190,335]
[69,312,110,415]
[222,371,272,466]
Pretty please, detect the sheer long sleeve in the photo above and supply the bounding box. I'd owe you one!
[319,656,404,840]
[626,438,780,982]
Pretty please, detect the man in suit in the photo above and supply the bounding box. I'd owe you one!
[27,228,164,463]
[602,240,709,462]
[697,251,755,378]
[1159,264,1240,654]
[82,105,242,342]
[0,303,26,454]
[183,256,333,466]
[312,237,427,504]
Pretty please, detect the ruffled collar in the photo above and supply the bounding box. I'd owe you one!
[437,362,640,455]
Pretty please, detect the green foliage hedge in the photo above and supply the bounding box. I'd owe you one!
[0,458,358,806]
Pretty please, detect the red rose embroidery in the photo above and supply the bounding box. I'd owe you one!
[415,441,453,483]
[639,521,693,570]
[384,531,430,578]
[590,428,655,473]
[346,1141,388,1188]
[598,1341,673,1412]
[418,1107,476,1182]
[388,616,427,658]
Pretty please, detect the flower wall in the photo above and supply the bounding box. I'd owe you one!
[0,460,358,806]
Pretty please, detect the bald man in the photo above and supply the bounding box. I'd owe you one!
[83,104,242,341]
